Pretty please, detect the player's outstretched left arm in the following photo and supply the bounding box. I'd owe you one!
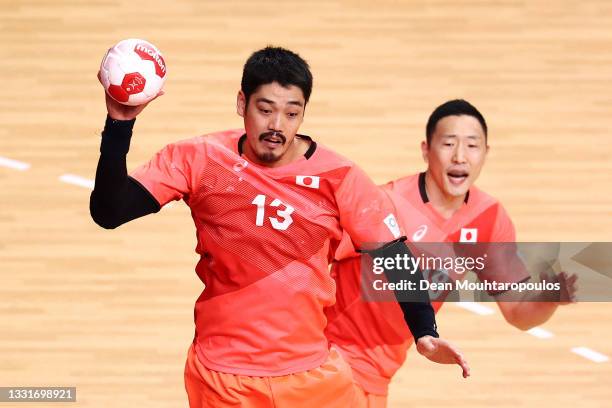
[416,335,470,378]
[334,164,469,378]
[365,239,470,378]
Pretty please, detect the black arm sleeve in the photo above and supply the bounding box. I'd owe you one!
[366,238,439,341]
[89,116,161,229]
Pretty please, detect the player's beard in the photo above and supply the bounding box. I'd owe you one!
[258,151,279,162]
[257,132,286,163]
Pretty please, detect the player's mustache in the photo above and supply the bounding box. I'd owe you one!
[259,132,286,144]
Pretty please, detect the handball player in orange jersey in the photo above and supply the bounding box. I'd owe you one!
[325,99,577,408]
[90,47,469,407]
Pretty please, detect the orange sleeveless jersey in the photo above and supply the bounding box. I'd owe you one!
[325,173,529,395]
[130,129,401,376]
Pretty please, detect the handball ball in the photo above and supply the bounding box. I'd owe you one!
[99,39,167,106]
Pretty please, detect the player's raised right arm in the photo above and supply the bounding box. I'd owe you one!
[90,72,164,229]
[89,115,161,229]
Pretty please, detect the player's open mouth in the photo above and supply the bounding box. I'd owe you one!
[447,170,469,185]
[261,135,285,149]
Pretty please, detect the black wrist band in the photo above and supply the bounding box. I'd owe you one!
[100,115,136,157]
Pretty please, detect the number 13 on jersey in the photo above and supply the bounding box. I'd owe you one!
[251,194,295,231]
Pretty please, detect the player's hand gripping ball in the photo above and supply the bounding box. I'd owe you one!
[99,39,167,106]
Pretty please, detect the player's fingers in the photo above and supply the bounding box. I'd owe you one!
[461,360,471,378]
[561,273,578,288]
[568,279,578,302]
[559,271,577,282]
[452,350,470,377]
[97,70,102,84]
[559,274,578,304]
[148,90,165,103]
[441,341,462,363]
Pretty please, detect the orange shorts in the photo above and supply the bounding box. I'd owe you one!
[184,344,357,408]
[353,382,388,408]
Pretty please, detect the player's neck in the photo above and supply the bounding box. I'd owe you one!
[424,171,466,219]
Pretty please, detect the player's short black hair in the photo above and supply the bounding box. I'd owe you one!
[241,46,313,105]
[425,99,488,145]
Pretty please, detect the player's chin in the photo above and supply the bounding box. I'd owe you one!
[256,150,283,164]
[444,177,471,197]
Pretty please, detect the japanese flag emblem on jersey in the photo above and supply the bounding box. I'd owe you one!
[384,214,401,239]
[296,175,320,189]
[459,228,478,243]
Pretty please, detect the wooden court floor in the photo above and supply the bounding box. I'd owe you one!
[1,1,611,407]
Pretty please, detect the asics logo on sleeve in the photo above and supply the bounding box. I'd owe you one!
[412,225,428,242]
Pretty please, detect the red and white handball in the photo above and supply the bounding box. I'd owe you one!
[99,39,167,106]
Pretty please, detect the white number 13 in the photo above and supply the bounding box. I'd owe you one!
[251,194,295,231]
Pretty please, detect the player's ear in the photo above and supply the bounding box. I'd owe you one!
[237,90,246,117]
[421,140,429,164]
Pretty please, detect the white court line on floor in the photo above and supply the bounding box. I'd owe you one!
[527,327,554,339]
[0,156,30,171]
[454,302,495,316]
[59,174,94,190]
[571,347,609,363]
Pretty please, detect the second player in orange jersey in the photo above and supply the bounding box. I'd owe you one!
[325,99,577,407]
